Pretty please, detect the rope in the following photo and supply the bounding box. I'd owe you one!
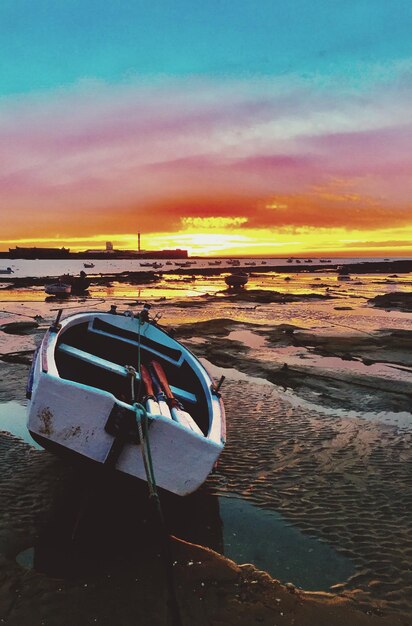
[0,308,43,320]
[49,298,107,310]
[313,316,378,338]
[126,331,182,626]
[136,312,143,402]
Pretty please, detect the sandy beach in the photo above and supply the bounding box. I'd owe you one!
[0,266,411,625]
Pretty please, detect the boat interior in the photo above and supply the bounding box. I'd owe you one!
[54,317,211,435]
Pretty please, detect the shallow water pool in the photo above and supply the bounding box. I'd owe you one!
[219,495,355,590]
[0,400,42,448]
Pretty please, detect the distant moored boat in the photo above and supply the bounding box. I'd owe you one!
[225,272,249,288]
[45,283,72,296]
[59,272,90,293]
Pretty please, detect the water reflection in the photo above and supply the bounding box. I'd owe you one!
[1,271,412,310]
[219,496,354,590]
[226,329,267,349]
[0,401,41,449]
[19,471,223,579]
[16,468,354,591]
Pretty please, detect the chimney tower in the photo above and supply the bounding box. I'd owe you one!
[138,232,141,253]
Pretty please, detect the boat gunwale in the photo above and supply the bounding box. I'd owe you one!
[41,311,225,443]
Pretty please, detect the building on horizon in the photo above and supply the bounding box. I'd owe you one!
[84,241,116,255]
[8,246,71,259]
[3,244,188,260]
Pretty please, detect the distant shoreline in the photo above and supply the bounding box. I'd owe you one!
[1,251,411,261]
[0,258,411,287]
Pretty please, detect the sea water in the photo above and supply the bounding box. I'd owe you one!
[0,401,42,448]
[0,255,410,279]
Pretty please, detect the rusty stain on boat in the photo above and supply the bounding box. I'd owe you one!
[38,407,54,436]
[64,425,81,439]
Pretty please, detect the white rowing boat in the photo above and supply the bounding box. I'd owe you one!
[26,306,225,496]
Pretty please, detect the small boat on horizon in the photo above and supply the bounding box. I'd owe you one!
[26,306,226,496]
[0,267,14,274]
[141,262,163,269]
[83,262,95,268]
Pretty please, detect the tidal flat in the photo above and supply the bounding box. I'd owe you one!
[0,268,411,625]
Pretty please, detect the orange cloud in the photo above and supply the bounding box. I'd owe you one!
[1,76,412,256]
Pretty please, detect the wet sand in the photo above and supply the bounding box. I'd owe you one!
[0,289,411,625]
[212,378,412,618]
[0,420,408,626]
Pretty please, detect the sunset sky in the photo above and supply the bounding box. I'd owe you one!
[1,1,411,256]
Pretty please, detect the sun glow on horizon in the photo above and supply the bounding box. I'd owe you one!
[1,223,411,258]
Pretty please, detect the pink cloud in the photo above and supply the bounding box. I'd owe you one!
[0,75,412,239]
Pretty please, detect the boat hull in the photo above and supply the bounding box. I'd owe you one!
[225,273,248,287]
[27,312,225,496]
[45,284,71,295]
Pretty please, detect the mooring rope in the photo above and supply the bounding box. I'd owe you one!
[126,313,182,626]
[313,316,378,338]
[0,308,43,320]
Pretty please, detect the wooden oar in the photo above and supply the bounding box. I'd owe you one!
[147,365,172,419]
[150,360,203,435]
[140,363,162,414]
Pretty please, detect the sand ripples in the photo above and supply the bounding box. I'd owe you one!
[206,379,412,617]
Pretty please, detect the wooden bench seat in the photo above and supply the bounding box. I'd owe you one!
[57,343,197,404]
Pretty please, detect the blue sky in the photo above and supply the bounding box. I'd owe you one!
[1,0,412,95]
